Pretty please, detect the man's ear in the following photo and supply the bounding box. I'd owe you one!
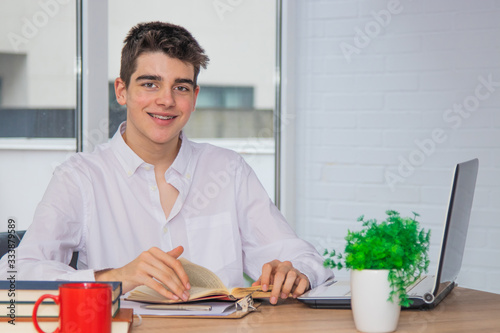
[115,78,127,106]
[192,85,200,111]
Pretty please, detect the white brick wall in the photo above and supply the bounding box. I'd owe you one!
[289,0,500,293]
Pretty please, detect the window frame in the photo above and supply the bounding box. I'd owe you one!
[276,0,297,226]
[77,0,109,153]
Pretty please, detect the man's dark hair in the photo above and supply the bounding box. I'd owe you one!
[120,21,209,87]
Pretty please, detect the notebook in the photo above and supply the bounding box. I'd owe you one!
[298,158,479,310]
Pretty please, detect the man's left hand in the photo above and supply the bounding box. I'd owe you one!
[252,260,310,305]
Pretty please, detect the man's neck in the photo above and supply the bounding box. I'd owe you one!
[122,131,181,174]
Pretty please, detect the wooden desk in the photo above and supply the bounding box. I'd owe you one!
[131,287,500,332]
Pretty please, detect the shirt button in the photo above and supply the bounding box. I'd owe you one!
[127,171,133,176]
[150,185,157,191]
[144,165,151,171]
[163,226,168,233]
[185,173,191,180]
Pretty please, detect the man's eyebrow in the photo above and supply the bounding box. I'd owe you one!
[135,76,194,87]
[175,78,195,86]
[135,75,162,82]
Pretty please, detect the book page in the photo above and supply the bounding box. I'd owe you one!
[126,258,231,303]
[179,258,228,291]
[126,284,228,303]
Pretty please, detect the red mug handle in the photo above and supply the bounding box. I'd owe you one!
[32,294,60,333]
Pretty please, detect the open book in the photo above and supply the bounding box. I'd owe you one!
[126,258,272,304]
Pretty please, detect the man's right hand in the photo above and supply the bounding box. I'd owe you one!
[95,245,190,301]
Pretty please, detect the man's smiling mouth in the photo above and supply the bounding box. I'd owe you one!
[148,113,176,120]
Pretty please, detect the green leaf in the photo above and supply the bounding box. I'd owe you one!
[322,209,431,306]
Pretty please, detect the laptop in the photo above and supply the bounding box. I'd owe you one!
[298,158,479,310]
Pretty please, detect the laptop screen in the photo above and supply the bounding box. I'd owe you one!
[435,158,478,295]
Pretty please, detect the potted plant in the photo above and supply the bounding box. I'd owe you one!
[324,210,431,333]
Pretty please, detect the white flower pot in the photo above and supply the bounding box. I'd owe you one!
[350,269,401,333]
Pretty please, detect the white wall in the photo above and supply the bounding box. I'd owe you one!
[290,0,500,294]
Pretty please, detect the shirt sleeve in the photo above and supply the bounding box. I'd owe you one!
[0,158,96,282]
[235,157,334,289]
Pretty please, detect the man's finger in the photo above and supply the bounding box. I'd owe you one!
[269,264,288,304]
[292,277,310,298]
[252,277,262,287]
[137,250,189,301]
[143,275,180,301]
[260,261,276,292]
[280,270,297,298]
[158,246,191,290]
[166,245,184,259]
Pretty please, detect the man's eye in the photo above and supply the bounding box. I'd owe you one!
[143,82,157,88]
[175,86,189,92]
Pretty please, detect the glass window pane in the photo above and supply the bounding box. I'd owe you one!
[196,86,254,110]
[0,0,77,231]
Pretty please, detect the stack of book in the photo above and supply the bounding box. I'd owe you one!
[0,281,133,332]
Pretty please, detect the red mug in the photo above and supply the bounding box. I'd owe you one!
[32,282,112,333]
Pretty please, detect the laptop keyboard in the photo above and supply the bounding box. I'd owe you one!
[306,279,351,297]
[406,275,435,296]
[309,275,435,299]
[327,280,351,297]
[331,276,433,297]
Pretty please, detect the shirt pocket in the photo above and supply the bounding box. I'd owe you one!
[185,212,237,273]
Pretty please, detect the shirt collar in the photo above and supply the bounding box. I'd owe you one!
[110,121,193,178]
[111,122,146,177]
[170,131,193,178]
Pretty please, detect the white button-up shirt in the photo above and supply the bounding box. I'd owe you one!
[1,123,333,289]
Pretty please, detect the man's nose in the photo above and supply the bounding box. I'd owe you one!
[156,88,175,107]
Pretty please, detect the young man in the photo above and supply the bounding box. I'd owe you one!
[0,22,332,304]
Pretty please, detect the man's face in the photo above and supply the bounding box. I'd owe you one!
[115,52,199,151]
